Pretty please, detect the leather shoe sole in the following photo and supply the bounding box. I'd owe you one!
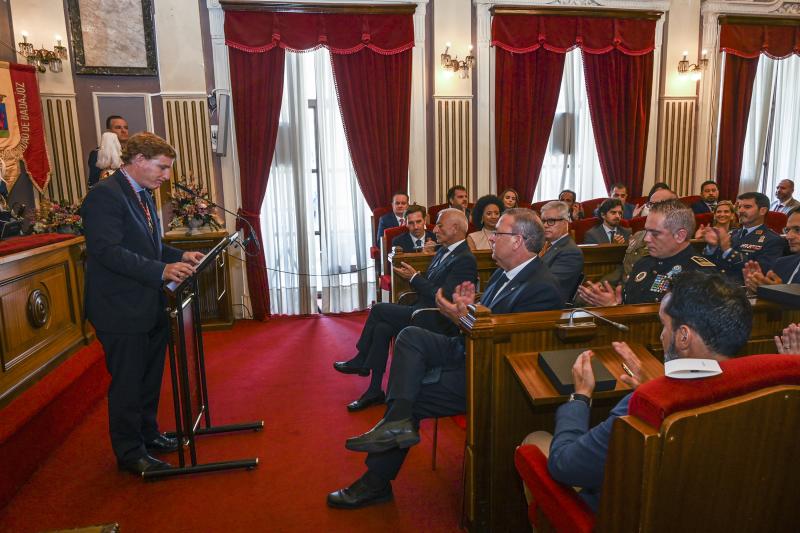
[327,483,393,509]
[333,360,370,377]
[117,454,172,475]
[345,418,420,453]
[347,392,386,412]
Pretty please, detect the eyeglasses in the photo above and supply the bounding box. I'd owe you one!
[493,231,520,238]
[541,218,567,226]
[783,226,800,235]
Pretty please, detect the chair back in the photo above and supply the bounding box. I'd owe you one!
[580,197,607,217]
[372,206,392,245]
[628,215,647,234]
[531,200,556,213]
[599,354,800,532]
[765,211,788,234]
[571,217,601,244]
[428,203,449,223]
[694,212,714,228]
[679,195,701,207]
[382,225,409,273]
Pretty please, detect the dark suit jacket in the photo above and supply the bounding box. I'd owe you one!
[392,230,436,253]
[376,211,402,245]
[583,224,631,245]
[87,148,102,188]
[410,240,476,309]
[540,236,584,303]
[81,170,183,333]
[772,254,800,283]
[479,257,564,314]
[691,200,713,214]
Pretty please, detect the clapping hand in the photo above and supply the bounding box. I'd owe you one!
[572,351,596,397]
[436,281,476,324]
[393,261,418,280]
[613,341,646,388]
[576,280,622,307]
[743,260,782,293]
[775,323,800,355]
[612,233,626,245]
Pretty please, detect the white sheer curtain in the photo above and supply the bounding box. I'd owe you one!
[533,49,606,202]
[738,54,800,195]
[739,54,776,194]
[260,49,375,315]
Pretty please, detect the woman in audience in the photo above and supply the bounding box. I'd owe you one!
[467,194,503,250]
[694,200,738,238]
[500,188,519,209]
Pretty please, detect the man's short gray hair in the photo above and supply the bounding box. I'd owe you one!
[540,201,569,220]
[438,208,468,234]
[649,199,695,236]
[503,208,545,253]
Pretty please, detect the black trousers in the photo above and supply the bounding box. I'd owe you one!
[354,303,414,374]
[97,312,169,462]
[365,326,467,483]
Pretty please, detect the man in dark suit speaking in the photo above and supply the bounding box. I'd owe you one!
[327,208,563,509]
[334,208,477,412]
[81,132,204,475]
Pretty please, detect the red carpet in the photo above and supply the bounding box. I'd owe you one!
[0,315,465,532]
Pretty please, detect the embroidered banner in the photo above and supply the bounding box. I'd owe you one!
[0,62,51,192]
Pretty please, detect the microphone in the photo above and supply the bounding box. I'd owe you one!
[565,307,630,332]
[175,182,260,251]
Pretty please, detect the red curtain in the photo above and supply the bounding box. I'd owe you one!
[492,14,656,200]
[224,10,413,318]
[720,22,800,59]
[495,48,565,201]
[330,50,411,209]
[582,49,653,197]
[716,53,760,201]
[228,47,286,320]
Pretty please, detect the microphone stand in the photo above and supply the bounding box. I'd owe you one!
[174,182,261,252]
[556,307,629,342]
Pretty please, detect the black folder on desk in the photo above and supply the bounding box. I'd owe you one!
[757,284,800,309]
[539,348,617,395]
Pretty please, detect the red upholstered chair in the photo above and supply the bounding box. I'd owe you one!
[428,203,449,224]
[518,201,533,210]
[695,212,714,228]
[630,195,649,208]
[679,195,701,207]
[580,197,607,218]
[531,200,556,213]
[765,211,788,234]
[515,354,800,532]
[571,217,601,244]
[371,206,392,301]
[380,225,409,293]
[628,215,647,234]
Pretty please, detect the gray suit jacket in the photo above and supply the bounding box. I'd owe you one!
[541,236,584,304]
[583,224,631,245]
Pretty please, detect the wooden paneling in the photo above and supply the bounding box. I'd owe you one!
[163,231,233,330]
[43,95,86,203]
[657,97,697,196]
[162,96,215,196]
[435,97,472,204]
[0,238,88,404]
[459,300,800,532]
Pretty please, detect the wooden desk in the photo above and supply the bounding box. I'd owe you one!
[460,300,800,533]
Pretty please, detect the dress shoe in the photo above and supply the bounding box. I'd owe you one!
[327,478,393,509]
[345,418,419,453]
[347,391,386,412]
[145,434,179,454]
[117,454,172,475]
[333,360,370,376]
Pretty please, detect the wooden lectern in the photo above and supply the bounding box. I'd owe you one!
[143,232,262,480]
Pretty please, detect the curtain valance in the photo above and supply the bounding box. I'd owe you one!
[492,14,656,56]
[720,22,800,59]
[224,11,414,55]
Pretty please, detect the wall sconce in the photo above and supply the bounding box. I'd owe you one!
[440,42,475,79]
[678,49,708,81]
[17,32,68,73]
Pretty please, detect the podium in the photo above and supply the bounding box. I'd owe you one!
[143,232,262,480]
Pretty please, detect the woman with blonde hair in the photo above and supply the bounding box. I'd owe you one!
[94,131,123,183]
[695,200,738,238]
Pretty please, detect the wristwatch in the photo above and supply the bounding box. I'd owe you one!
[569,393,592,407]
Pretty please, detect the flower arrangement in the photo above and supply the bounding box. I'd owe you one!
[33,199,83,234]
[168,178,222,234]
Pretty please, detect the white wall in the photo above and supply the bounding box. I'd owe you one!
[664,0,703,97]
[154,0,207,93]
[434,0,473,97]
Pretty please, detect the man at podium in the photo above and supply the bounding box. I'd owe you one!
[81,132,204,475]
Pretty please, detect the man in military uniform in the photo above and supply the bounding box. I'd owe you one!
[701,191,784,283]
[577,199,717,306]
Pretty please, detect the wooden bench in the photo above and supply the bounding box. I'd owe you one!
[457,299,800,532]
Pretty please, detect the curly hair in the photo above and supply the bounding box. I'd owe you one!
[471,194,504,229]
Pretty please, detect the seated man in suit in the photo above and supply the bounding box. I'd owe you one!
[583,198,632,245]
[376,191,409,245]
[743,206,800,291]
[691,180,719,214]
[539,201,584,304]
[593,183,634,220]
[578,199,717,306]
[771,179,800,214]
[522,271,752,512]
[334,209,477,411]
[390,204,435,252]
[701,191,784,283]
[327,208,563,509]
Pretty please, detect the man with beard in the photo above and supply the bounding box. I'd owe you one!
[691,180,720,214]
[583,198,632,244]
[522,271,752,512]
